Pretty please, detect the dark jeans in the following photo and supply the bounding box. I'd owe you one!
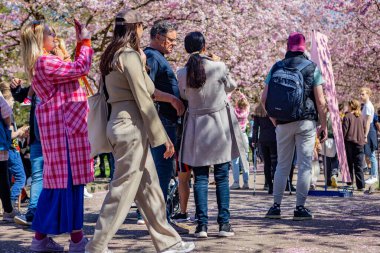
[0,160,12,213]
[325,155,339,186]
[261,141,277,189]
[345,141,365,189]
[193,162,230,226]
[151,114,177,202]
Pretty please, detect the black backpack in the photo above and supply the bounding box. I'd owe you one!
[265,60,312,122]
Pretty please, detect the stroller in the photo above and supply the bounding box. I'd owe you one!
[167,177,180,218]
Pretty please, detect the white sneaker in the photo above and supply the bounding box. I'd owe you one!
[230,182,240,189]
[365,177,378,185]
[137,218,145,225]
[161,241,195,253]
[84,188,93,198]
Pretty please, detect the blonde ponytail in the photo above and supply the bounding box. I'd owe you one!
[348,99,361,118]
[20,22,45,81]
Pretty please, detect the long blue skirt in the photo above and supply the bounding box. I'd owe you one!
[31,149,84,235]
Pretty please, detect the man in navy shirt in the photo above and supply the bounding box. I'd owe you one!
[144,21,185,216]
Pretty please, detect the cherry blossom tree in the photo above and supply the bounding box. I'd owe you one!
[0,0,378,104]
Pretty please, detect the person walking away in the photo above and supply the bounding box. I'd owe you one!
[178,31,248,238]
[343,100,366,190]
[262,32,327,221]
[252,103,277,194]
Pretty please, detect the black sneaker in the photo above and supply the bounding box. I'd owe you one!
[218,223,235,237]
[171,212,190,222]
[293,206,313,221]
[194,224,208,238]
[265,203,281,219]
[285,184,296,192]
[95,173,106,178]
[169,220,190,234]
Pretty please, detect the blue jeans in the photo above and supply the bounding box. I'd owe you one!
[369,151,378,177]
[8,149,26,203]
[150,115,177,202]
[232,157,249,184]
[26,141,44,221]
[193,162,230,226]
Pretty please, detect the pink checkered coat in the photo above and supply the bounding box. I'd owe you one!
[32,45,94,189]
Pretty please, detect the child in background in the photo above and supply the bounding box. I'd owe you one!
[230,95,250,189]
[0,90,16,221]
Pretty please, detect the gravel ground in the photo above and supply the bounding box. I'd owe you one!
[1,167,379,253]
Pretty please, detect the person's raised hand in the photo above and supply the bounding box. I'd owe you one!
[11,78,22,89]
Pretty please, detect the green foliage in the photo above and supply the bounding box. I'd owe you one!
[13,102,30,127]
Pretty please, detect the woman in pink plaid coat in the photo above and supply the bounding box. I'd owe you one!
[21,20,94,252]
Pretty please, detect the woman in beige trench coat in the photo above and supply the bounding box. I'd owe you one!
[85,9,194,253]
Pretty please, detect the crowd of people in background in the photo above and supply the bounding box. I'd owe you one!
[0,7,379,253]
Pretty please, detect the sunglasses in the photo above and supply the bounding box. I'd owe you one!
[32,20,42,33]
[159,34,177,43]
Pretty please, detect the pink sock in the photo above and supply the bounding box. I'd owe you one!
[70,230,83,243]
[35,232,47,241]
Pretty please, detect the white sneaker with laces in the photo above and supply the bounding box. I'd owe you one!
[365,177,378,185]
[161,241,195,253]
[137,219,145,225]
[84,188,93,198]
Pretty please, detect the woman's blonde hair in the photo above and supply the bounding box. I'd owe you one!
[348,99,361,117]
[360,87,372,97]
[254,103,267,117]
[21,21,45,81]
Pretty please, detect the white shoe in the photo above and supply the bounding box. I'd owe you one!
[161,241,195,253]
[365,177,378,185]
[137,219,145,225]
[230,182,240,189]
[84,188,93,198]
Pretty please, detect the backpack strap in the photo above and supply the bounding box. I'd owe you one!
[295,60,313,72]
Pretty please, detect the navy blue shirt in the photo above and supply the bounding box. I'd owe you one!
[144,47,180,122]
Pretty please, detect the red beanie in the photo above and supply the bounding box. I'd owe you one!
[287,32,306,52]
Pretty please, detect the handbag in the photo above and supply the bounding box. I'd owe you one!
[320,138,337,158]
[87,76,112,158]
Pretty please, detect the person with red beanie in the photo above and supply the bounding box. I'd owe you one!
[261,32,327,221]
